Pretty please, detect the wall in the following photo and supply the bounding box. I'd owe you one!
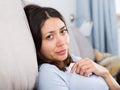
[115,0,120,55]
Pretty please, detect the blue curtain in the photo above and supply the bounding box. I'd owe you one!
[76,0,118,55]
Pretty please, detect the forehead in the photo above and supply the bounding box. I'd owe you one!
[42,18,65,32]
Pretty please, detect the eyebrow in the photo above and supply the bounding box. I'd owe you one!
[46,26,66,34]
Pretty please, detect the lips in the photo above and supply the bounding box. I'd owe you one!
[56,49,66,55]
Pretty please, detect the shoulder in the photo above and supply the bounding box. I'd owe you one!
[38,64,69,90]
[39,63,66,77]
[39,63,59,72]
[38,63,63,83]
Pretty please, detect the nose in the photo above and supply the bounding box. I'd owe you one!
[56,35,65,47]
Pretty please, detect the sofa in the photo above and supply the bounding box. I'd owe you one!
[0,0,38,90]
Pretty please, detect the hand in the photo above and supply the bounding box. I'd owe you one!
[70,58,109,78]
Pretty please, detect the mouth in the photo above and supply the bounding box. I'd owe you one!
[56,49,67,55]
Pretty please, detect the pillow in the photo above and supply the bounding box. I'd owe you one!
[96,53,120,77]
[71,28,95,60]
[109,63,120,77]
[0,0,38,89]
[94,49,112,62]
[69,28,81,57]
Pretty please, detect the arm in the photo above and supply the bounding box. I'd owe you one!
[71,58,120,90]
[38,64,69,90]
[100,69,120,90]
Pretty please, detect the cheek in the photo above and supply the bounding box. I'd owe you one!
[41,41,55,55]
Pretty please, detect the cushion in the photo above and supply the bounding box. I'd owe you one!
[0,0,38,90]
[71,28,95,60]
[98,56,120,76]
[94,49,112,62]
[69,28,81,57]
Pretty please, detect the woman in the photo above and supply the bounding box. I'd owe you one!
[24,4,120,90]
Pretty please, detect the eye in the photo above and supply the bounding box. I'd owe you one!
[46,34,53,40]
[60,29,68,35]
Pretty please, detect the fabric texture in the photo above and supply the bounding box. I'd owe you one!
[69,28,81,57]
[97,55,120,77]
[38,55,109,90]
[0,0,38,90]
[69,28,95,60]
[94,49,112,62]
[94,50,120,77]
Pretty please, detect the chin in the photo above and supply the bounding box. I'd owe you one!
[58,55,68,61]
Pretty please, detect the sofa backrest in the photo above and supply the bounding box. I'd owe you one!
[0,0,38,90]
[69,28,95,60]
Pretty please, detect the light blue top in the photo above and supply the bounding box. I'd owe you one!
[38,55,109,90]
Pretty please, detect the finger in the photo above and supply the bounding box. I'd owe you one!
[80,63,93,70]
[76,64,89,74]
[84,68,93,77]
[79,69,86,76]
[70,62,79,73]
[76,63,82,73]
[71,58,94,73]
[71,61,86,74]
[80,63,94,77]
[73,59,92,74]
[77,67,91,76]
[77,58,92,67]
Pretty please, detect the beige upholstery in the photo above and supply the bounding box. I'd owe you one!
[0,0,38,90]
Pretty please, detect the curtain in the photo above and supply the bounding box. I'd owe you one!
[76,0,118,55]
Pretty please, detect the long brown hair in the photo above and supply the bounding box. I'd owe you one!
[24,4,73,71]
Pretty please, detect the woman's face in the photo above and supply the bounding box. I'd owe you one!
[41,18,69,62]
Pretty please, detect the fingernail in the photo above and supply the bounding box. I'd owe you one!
[87,73,92,77]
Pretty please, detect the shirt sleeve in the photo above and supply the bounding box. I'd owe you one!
[38,64,69,90]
